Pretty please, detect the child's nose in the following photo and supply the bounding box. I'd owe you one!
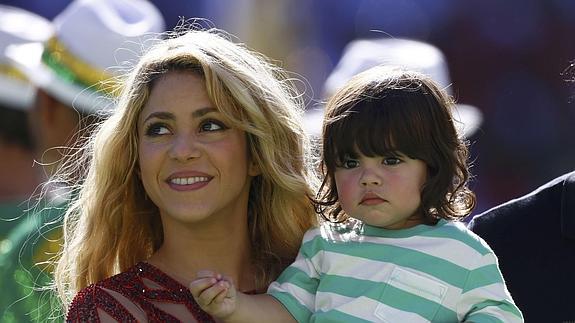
[360,169,382,186]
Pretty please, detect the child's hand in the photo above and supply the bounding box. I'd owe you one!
[190,270,237,319]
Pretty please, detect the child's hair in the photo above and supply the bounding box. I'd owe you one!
[316,66,475,223]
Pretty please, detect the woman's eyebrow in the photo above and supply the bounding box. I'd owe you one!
[142,107,217,123]
[143,111,174,123]
[191,107,217,118]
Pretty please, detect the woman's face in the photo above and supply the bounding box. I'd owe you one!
[137,71,259,228]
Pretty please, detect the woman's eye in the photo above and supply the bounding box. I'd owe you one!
[200,120,227,132]
[383,157,401,166]
[145,123,171,136]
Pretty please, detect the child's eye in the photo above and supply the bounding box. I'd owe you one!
[200,119,228,132]
[383,157,401,166]
[145,123,171,136]
[341,158,360,169]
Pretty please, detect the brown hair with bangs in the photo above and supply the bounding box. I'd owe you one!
[316,66,475,223]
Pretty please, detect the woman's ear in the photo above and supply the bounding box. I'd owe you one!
[248,160,261,177]
[135,163,141,178]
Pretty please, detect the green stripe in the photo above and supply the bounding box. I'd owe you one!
[275,266,320,295]
[463,312,505,323]
[464,264,504,291]
[316,274,381,299]
[41,49,100,92]
[302,236,470,288]
[362,221,440,238]
[435,305,463,322]
[465,301,523,322]
[466,299,523,319]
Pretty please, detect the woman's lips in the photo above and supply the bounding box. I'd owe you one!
[166,172,213,191]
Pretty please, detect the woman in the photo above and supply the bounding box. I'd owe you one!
[55,27,318,322]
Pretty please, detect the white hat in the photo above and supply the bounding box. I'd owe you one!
[305,38,483,138]
[0,5,53,110]
[6,0,165,114]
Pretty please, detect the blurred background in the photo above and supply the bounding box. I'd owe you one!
[2,0,574,216]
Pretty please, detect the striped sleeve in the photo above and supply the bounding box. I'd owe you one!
[268,229,322,323]
[458,250,524,322]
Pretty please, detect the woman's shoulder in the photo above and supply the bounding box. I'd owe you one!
[66,262,215,322]
[66,263,146,322]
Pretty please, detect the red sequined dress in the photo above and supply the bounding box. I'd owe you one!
[66,262,215,322]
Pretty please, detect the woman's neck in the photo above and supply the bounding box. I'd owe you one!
[147,220,256,292]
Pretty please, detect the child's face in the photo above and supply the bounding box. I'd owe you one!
[334,152,428,229]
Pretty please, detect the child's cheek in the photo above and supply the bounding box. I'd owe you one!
[335,175,356,212]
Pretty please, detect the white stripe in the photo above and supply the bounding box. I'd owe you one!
[290,253,321,279]
[302,228,321,244]
[457,282,519,321]
[311,251,396,283]
[359,233,485,270]
[268,281,316,312]
[316,291,430,322]
[387,266,447,303]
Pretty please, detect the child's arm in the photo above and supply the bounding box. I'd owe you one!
[190,270,296,323]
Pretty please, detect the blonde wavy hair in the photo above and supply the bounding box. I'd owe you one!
[54,28,318,308]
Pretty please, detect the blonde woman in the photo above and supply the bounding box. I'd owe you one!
[56,27,317,322]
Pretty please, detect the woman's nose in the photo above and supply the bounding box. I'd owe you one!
[169,134,201,161]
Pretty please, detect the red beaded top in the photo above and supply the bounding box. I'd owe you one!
[66,262,215,322]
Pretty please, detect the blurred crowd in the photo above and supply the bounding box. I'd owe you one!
[5,0,573,214]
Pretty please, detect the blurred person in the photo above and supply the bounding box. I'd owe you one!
[55,27,318,321]
[0,6,53,322]
[0,0,165,322]
[8,0,164,179]
[0,5,51,239]
[467,64,575,322]
[304,37,483,141]
[191,67,522,322]
[468,172,574,322]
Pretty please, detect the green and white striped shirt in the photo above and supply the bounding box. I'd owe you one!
[268,219,523,322]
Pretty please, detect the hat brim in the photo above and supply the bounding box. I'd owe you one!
[451,103,483,139]
[0,75,34,110]
[303,103,482,139]
[5,42,114,114]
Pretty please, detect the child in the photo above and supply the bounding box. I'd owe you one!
[190,66,523,322]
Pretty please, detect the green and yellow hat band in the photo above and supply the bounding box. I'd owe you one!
[0,63,28,82]
[41,37,116,96]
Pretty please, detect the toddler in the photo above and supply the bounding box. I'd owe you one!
[190,66,523,322]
